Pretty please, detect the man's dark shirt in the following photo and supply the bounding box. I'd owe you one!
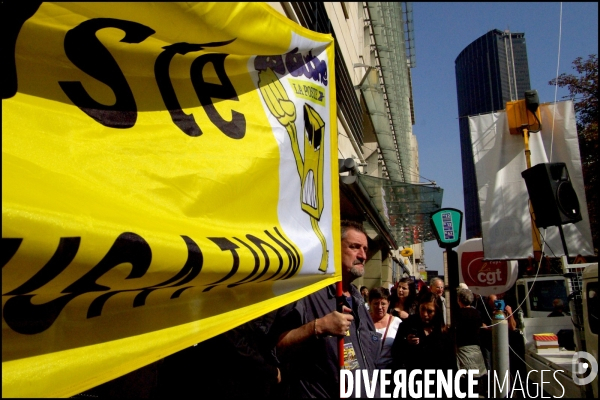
[273,284,381,398]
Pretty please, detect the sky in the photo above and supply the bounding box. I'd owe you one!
[409,2,598,275]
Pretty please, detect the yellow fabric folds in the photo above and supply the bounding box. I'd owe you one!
[2,3,338,397]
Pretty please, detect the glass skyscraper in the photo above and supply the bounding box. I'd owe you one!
[455,29,531,238]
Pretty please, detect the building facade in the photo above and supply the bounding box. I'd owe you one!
[455,29,531,238]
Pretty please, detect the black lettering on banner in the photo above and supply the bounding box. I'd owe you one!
[1,237,80,335]
[2,233,203,333]
[245,234,283,283]
[89,234,204,316]
[63,232,152,293]
[255,48,328,86]
[2,229,300,334]
[170,287,191,299]
[5,237,80,295]
[58,18,155,128]
[285,48,307,78]
[133,235,203,306]
[3,232,151,334]
[203,237,240,292]
[154,39,236,137]
[155,43,205,137]
[3,293,80,336]
[1,2,42,99]
[304,50,328,86]
[254,47,327,86]
[269,227,301,280]
[259,232,289,281]
[1,238,24,268]
[254,54,286,75]
[190,53,246,139]
[152,235,204,287]
[203,228,300,289]
[227,237,261,288]
[87,291,121,318]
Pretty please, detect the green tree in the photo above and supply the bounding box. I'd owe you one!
[550,54,598,256]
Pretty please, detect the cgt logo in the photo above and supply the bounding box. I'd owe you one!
[461,251,508,287]
[572,351,598,386]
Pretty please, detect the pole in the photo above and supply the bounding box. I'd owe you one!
[337,281,344,369]
[446,250,459,327]
[557,224,570,258]
[492,306,510,398]
[522,127,532,169]
[522,127,542,262]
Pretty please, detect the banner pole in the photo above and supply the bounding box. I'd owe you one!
[337,281,344,369]
[337,281,344,398]
[522,127,542,258]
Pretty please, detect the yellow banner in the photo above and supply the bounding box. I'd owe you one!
[1,3,338,397]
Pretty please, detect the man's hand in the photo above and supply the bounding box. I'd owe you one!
[316,306,353,337]
[277,306,354,355]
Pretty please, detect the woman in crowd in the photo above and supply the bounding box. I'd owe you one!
[388,277,418,321]
[368,287,402,369]
[454,287,487,394]
[391,291,456,376]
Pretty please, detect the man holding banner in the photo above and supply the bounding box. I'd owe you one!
[273,221,381,398]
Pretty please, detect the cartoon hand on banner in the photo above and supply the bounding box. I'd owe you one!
[258,68,297,127]
[258,68,302,171]
[258,67,327,272]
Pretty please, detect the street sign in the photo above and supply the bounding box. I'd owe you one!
[430,208,463,249]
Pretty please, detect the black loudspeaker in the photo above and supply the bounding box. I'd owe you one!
[521,162,582,228]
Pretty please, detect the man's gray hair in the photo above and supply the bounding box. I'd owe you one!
[457,288,474,306]
[341,220,367,239]
[429,277,443,287]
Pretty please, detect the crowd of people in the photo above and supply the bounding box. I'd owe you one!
[144,220,517,398]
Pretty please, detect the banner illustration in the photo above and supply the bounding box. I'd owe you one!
[256,66,328,272]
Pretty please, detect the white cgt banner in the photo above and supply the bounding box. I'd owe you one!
[469,100,593,260]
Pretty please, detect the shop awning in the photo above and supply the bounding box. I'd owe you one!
[339,160,443,249]
[355,174,443,247]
